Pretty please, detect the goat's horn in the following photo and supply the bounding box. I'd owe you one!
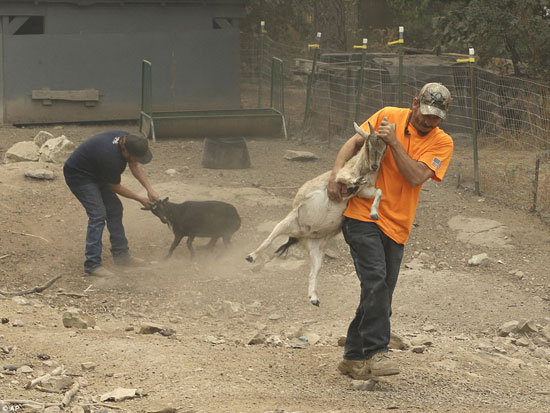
[368,121,376,136]
[353,122,369,139]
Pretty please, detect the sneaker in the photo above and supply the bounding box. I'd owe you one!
[114,255,146,267]
[85,265,114,277]
[337,358,371,380]
[366,353,400,376]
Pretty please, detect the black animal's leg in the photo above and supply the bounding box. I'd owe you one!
[167,233,185,258]
[222,235,231,248]
[206,237,219,249]
[186,235,196,258]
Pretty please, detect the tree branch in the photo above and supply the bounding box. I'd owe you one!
[0,275,61,296]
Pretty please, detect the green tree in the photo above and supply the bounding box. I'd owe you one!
[242,0,359,50]
[242,0,314,43]
[314,0,347,51]
[387,0,550,78]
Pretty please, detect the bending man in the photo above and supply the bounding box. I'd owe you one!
[64,131,159,277]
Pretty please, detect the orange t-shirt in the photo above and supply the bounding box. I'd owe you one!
[344,107,453,245]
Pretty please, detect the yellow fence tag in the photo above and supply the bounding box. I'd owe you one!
[387,39,404,45]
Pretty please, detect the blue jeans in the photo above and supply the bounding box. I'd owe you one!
[342,218,404,360]
[65,178,129,272]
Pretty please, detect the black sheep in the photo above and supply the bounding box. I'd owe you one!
[144,197,241,258]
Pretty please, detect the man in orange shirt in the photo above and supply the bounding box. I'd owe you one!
[328,83,454,380]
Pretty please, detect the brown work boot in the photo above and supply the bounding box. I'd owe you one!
[85,265,114,277]
[114,255,146,267]
[366,352,400,376]
[337,358,371,380]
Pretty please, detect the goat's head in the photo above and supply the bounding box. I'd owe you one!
[142,197,170,224]
[354,121,387,172]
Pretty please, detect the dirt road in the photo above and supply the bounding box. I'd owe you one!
[0,123,549,412]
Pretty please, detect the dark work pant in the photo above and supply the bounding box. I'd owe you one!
[342,217,404,360]
[64,174,129,272]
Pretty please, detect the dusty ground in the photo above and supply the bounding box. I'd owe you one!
[0,122,550,413]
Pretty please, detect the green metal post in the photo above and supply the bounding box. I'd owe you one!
[531,155,541,213]
[354,38,367,123]
[270,57,284,116]
[257,20,265,108]
[279,59,285,116]
[270,57,274,109]
[387,26,404,107]
[468,47,480,196]
[398,26,404,107]
[139,61,145,132]
[303,32,321,132]
[140,59,155,142]
[280,61,285,117]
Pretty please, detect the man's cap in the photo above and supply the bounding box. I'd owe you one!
[124,134,152,164]
[418,82,451,119]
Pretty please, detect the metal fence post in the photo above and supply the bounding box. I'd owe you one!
[302,32,321,134]
[398,26,404,107]
[458,47,480,195]
[270,57,284,116]
[531,155,541,213]
[469,48,480,196]
[140,59,155,142]
[257,20,266,108]
[388,26,404,107]
[353,38,367,123]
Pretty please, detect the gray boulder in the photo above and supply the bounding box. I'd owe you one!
[4,141,40,163]
[39,135,75,164]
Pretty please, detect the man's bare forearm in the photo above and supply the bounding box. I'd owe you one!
[128,162,154,192]
[108,183,149,206]
[387,140,433,187]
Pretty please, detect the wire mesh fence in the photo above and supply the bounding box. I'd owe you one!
[239,33,550,219]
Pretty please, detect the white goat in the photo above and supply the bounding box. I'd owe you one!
[246,122,387,306]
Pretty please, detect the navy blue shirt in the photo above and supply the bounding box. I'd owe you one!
[64,131,130,185]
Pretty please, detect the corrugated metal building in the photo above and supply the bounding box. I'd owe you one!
[0,0,245,125]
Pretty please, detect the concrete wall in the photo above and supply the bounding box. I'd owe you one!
[0,1,245,124]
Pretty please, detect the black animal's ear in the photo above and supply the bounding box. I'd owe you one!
[163,197,169,203]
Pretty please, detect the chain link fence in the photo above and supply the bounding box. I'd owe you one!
[240,33,550,220]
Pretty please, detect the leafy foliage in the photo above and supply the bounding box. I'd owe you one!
[242,0,314,43]
[386,0,550,78]
[242,0,549,78]
[242,0,360,49]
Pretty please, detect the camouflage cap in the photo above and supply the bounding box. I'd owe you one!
[418,82,451,119]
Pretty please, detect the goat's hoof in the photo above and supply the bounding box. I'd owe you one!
[370,213,379,220]
[245,255,255,263]
[310,299,320,307]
